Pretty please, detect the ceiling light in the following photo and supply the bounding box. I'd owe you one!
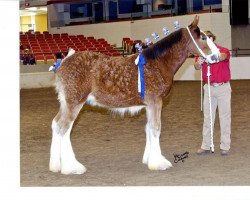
[26,7,38,11]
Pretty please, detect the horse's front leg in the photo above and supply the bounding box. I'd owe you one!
[143,98,172,170]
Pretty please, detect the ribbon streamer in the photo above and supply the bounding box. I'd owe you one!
[49,60,62,72]
[137,53,146,99]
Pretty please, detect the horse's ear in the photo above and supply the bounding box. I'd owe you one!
[190,15,199,28]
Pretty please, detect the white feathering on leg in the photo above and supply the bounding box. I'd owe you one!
[60,122,86,175]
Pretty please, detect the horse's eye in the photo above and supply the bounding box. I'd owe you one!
[201,35,206,40]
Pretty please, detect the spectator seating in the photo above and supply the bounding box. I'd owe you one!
[121,37,146,54]
[20,31,122,64]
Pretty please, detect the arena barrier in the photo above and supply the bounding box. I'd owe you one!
[20,57,250,89]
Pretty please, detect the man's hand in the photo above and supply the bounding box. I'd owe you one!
[219,53,227,61]
[197,57,205,65]
[194,57,205,70]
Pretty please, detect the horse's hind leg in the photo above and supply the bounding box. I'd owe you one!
[143,98,172,170]
[50,101,86,175]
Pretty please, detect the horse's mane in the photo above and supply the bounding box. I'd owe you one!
[142,28,183,60]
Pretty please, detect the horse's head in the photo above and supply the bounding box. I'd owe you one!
[186,16,219,62]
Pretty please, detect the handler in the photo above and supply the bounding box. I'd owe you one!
[194,31,232,156]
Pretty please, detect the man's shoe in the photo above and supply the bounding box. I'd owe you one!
[196,148,210,155]
[221,150,229,156]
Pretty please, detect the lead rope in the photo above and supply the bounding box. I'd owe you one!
[186,26,215,153]
[200,69,203,111]
[207,63,214,153]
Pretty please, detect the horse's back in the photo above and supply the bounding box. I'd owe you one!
[55,51,141,106]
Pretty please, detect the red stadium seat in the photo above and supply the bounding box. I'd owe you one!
[97,38,106,42]
[53,34,60,38]
[20,34,28,39]
[85,43,93,48]
[99,40,108,45]
[71,38,80,43]
[51,49,61,54]
[74,42,82,47]
[78,46,87,51]
[60,46,68,52]
[39,43,49,47]
[87,47,97,51]
[96,47,106,51]
[61,33,69,38]
[62,38,71,43]
[87,36,95,40]
[110,51,121,56]
[58,44,67,48]
[31,46,41,50]
[76,35,85,39]
[44,34,52,39]
[29,38,38,42]
[94,44,103,48]
[45,54,56,64]
[69,35,77,39]
[104,46,113,50]
[36,38,45,42]
[35,54,45,64]
[30,44,40,48]
[33,49,43,54]
[65,42,75,46]
[42,48,52,54]
[47,41,57,47]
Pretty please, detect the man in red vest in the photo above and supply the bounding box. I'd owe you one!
[194,31,231,156]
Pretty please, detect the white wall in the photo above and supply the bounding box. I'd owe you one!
[20,72,55,89]
[249,0,250,19]
[210,13,232,49]
[49,13,232,49]
[222,0,229,13]
[134,13,232,49]
[50,21,132,47]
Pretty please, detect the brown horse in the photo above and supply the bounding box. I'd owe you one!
[50,16,209,175]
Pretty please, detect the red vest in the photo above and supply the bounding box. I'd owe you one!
[196,44,231,83]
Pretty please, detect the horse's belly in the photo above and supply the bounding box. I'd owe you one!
[86,94,145,116]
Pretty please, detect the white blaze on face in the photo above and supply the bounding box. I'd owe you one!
[200,31,220,63]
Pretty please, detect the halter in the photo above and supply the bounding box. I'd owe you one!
[186,26,219,153]
[186,26,220,64]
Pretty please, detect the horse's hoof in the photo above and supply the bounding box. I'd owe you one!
[142,157,148,165]
[148,156,172,170]
[49,158,61,173]
[61,160,87,175]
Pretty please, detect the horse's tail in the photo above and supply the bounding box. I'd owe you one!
[49,48,76,72]
[54,50,93,105]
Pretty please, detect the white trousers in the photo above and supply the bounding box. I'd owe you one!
[201,82,232,151]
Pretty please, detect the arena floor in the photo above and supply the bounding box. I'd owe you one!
[20,80,250,186]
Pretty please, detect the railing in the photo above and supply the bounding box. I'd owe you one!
[50,4,223,28]
[230,48,250,57]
